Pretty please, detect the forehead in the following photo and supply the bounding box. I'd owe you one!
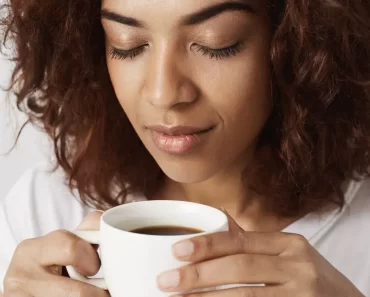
[101,0,264,23]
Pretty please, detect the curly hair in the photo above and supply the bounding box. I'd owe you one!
[1,0,370,216]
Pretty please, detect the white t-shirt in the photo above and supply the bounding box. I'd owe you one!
[1,163,370,295]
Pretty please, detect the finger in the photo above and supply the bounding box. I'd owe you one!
[224,212,311,258]
[77,211,104,230]
[172,285,285,297]
[157,254,287,292]
[26,274,109,297]
[173,229,302,262]
[4,291,32,297]
[222,209,243,234]
[19,230,100,276]
[3,288,32,297]
[42,230,100,276]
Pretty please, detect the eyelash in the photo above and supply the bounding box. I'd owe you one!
[109,45,147,60]
[108,43,243,60]
[194,43,243,60]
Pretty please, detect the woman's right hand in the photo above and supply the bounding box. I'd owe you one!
[3,211,109,297]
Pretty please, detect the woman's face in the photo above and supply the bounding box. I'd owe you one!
[102,0,272,184]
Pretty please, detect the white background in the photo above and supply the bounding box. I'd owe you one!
[0,50,51,200]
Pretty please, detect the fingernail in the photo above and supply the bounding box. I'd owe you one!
[173,240,194,258]
[157,270,180,290]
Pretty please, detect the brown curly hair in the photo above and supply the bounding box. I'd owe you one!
[1,0,370,217]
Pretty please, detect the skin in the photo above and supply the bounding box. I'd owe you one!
[1,1,365,297]
[103,0,276,229]
[3,213,108,297]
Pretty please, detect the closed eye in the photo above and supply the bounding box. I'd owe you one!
[108,42,243,61]
[109,45,147,60]
[194,42,243,59]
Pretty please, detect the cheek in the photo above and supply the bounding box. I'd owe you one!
[225,65,271,131]
[197,52,272,139]
[106,59,143,124]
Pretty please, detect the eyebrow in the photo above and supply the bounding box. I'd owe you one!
[101,9,144,28]
[101,1,256,28]
[181,1,255,26]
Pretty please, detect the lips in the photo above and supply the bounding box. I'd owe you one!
[147,125,214,155]
[147,125,214,136]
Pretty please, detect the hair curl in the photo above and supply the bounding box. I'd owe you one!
[1,0,370,216]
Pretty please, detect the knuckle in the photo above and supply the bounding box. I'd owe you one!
[15,238,34,256]
[303,262,320,283]
[300,286,319,297]
[63,239,84,265]
[305,290,319,297]
[236,254,254,273]
[77,286,97,297]
[191,293,207,297]
[271,256,284,273]
[290,234,309,251]
[236,287,259,297]
[238,287,277,297]
[48,230,84,265]
[47,229,72,240]
[73,285,91,297]
[74,285,108,297]
[234,230,249,251]
[4,273,29,293]
[182,264,201,286]
[12,238,39,264]
[291,261,321,295]
[272,258,290,282]
[195,235,214,255]
[192,265,201,284]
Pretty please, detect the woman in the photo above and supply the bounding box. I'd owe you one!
[0,0,369,296]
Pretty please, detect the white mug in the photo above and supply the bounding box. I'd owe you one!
[66,200,229,297]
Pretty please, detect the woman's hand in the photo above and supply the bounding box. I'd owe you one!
[3,211,108,297]
[157,217,365,297]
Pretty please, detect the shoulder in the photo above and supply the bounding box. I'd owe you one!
[0,162,93,242]
[319,178,370,294]
[344,177,370,220]
[322,178,370,239]
[329,178,370,241]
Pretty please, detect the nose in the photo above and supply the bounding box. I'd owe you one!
[141,44,198,109]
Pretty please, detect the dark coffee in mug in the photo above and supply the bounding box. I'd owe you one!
[131,225,203,236]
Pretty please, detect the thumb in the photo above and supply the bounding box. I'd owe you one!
[77,210,104,230]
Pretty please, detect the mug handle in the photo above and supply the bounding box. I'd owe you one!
[66,230,108,290]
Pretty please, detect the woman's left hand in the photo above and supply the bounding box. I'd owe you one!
[157,218,365,297]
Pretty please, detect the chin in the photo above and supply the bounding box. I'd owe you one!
[156,158,218,184]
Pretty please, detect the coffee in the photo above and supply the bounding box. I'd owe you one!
[131,225,203,236]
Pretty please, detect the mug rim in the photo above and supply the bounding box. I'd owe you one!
[100,200,229,238]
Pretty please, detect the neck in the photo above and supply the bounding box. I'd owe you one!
[156,150,297,232]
